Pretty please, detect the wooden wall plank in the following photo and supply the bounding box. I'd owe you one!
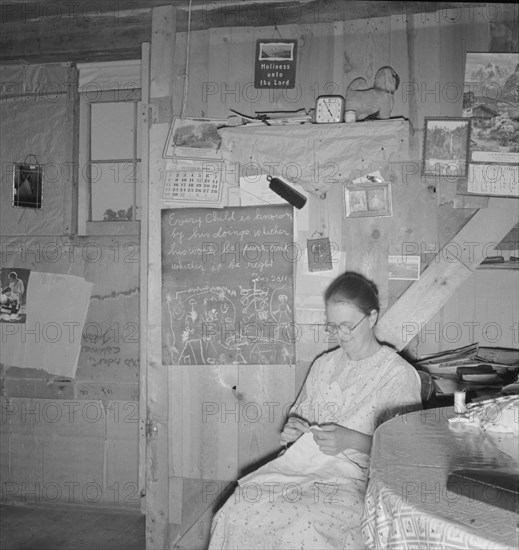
[461,6,492,52]
[181,365,239,481]
[377,198,519,350]
[0,10,151,63]
[342,217,390,311]
[227,26,256,117]
[332,21,347,96]
[343,17,391,91]
[237,364,295,476]
[386,165,439,309]
[172,30,210,118]
[389,13,410,123]
[416,268,519,355]
[439,15,465,118]
[338,16,392,311]
[296,22,336,104]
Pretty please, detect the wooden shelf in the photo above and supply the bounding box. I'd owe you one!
[477,261,519,270]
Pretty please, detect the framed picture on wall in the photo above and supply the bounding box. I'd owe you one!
[163,117,226,159]
[12,162,43,209]
[422,117,471,177]
[344,181,392,218]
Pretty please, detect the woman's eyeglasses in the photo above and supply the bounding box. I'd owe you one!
[325,314,369,336]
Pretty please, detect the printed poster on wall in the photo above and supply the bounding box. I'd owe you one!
[463,52,519,197]
[254,39,297,89]
[161,204,296,366]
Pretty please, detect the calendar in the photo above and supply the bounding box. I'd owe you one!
[162,159,223,203]
[468,164,518,197]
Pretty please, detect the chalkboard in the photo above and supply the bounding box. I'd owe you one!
[161,205,296,365]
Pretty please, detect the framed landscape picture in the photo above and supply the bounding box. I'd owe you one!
[422,117,471,177]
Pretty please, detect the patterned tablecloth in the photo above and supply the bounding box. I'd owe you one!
[361,406,519,549]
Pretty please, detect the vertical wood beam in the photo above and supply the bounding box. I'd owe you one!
[139,40,151,516]
[146,5,176,550]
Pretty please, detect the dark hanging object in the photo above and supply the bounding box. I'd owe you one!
[267,176,307,209]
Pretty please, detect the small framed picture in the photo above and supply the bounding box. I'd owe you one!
[163,117,226,159]
[12,162,43,209]
[344,182,392,218]
[422,117,471,177]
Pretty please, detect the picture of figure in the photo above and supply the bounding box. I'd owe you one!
[349,190,368,212]
[0,269,30,323]
[273,294,292,324]
[13,164,43,209]
[367,189,386,211]
[345,183,392,218]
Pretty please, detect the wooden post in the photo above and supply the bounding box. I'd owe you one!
[145,5,176,550]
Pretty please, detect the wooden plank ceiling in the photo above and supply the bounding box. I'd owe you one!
[0,1,489,63]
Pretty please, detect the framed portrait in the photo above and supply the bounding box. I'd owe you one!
[422,117,471,177]
[344,182,392,218]
[12,162,43,209]
[163,117,226,159]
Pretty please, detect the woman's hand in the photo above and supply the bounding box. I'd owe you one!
[279,417,310,446]
[311,424,373,455]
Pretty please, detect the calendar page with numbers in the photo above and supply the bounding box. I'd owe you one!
[162,158,224,205]
[468,164,518,198]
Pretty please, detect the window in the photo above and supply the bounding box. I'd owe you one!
[78,61,142,235]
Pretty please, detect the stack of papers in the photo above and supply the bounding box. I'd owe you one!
[415,343,519,394]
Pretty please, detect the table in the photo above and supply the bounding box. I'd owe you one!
[361,406,519,549]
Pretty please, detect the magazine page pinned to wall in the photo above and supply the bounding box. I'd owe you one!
[0,270,92,378]
[0,267,30,324]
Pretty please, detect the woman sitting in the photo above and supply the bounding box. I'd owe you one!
[209,271,422,549]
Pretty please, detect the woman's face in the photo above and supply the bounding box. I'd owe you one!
[325,301,373,351]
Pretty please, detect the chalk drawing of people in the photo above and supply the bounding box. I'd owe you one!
[273,294,291,324]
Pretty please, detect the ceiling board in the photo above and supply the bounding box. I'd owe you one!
[0,1,492,64]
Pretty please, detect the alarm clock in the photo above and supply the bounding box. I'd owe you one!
[314,95,345,123]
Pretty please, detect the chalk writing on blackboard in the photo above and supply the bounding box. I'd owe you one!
[161,205,296,365]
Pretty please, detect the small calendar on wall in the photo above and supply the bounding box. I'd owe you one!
[162,159,224,204]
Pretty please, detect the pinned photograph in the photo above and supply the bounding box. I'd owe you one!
[12,162,43,209]
[0,268,30,323]
[388,255,421,280]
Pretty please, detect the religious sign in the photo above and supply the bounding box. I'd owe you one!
[254,39,297,89]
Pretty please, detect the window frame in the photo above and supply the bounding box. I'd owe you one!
[78,82,142,236]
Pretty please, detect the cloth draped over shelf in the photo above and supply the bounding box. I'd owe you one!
[218,119,410,196]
